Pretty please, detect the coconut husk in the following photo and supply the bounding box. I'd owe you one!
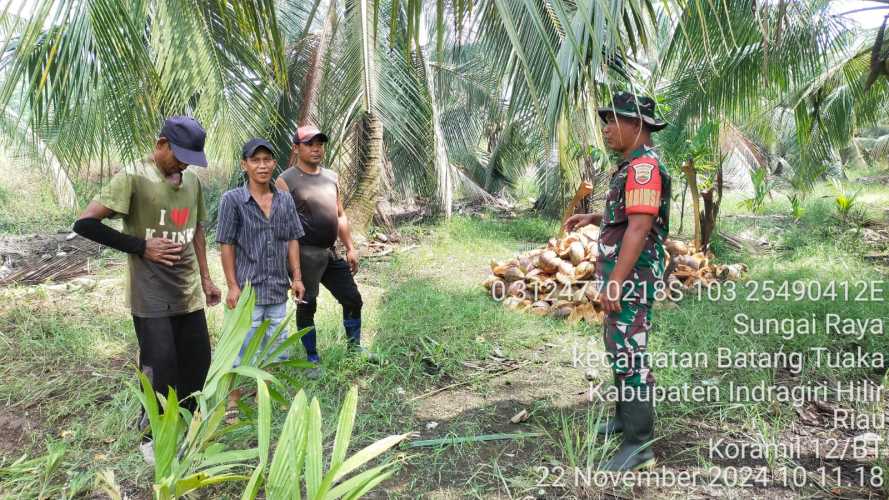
[568,241,585,265]
[503,266,525,282]
[665,239,690,256]
[672,254,706,270]
[575,261,595,280]
[538,251,561,273]
[551,305,573,319]
[482,276,502,290]
[555,272,574,286]
[507,281,525,297]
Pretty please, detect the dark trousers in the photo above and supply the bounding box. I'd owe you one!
[133,310,211,413]
[297,246,363,360]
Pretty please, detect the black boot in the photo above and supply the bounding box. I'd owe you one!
[602,384,655,471]
[597,373,623,435]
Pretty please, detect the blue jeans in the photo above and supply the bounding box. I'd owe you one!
[234,302,288,366]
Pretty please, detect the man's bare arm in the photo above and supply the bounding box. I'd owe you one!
[336,192,359,273]
[220,243,240,308]
[220,244,238,289]
[287,239,302,281]
[563,213,602,232]
[194,223,212,281]
[288,239,305,301]
[80,201,115,221]
[194,223,221,306]
[336,193,355,251]
[588,213,603,226]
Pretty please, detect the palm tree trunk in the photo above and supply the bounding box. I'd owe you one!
[47,150,77,211]
[343,0,383,234]
[682,158,702,252]
[422,48,453,217]
[345,112,383,233]
[26,137,77,211]
[298,0,338,126]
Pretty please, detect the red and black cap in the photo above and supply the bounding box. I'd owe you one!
[160,116,208,167]
[293,125,329,144]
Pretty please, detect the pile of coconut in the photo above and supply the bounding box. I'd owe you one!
[665,240,748,287]
[482,225,747,324]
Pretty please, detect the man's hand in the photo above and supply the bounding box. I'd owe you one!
[225,285,241,309]
[346,248,359,274]
[291,280,305,302]
[563,213,601,232]
[601,279,623,314]
[203,279,222,307]
[143,238,183,266]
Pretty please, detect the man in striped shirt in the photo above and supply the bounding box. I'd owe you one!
[217,138,306,367]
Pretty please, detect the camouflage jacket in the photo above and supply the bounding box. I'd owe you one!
[596,146,671,300]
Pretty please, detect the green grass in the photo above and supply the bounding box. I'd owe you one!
[1,173,888,497]
[0,160,76,234]
[0,288,151,497]
[0,213,585,498]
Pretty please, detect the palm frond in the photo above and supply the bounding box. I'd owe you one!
[0,0,289,184]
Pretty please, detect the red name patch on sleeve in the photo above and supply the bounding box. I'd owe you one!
[625,159,661,215]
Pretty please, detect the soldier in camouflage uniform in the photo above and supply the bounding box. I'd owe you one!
[564,92,670,471]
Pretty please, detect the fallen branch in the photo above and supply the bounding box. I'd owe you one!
[375,206,429,225]
[865,252,889,260]
[0,236,104,286]
[0,254,90,285]
[374,200,397,234]
[718,230,769,255]
[364,248,395,259]
[407,361,532,402]
[407,432,543,448]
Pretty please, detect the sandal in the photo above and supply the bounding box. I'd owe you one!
[225,389,242,425]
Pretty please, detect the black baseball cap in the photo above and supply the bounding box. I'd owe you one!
[160,116,208,167]
[242,138,275,159]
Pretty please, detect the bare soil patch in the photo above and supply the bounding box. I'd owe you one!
[0,409,35,457]
[394,328,889,498]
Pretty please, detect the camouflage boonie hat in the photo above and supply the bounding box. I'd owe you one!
[597,92,667,132]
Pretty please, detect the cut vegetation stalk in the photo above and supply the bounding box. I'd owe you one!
[407,432,543,448]
[407,362,531,402]
[560,181,594,236]
[682,158,702,251]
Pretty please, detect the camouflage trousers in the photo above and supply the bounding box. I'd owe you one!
[603,295,654,388]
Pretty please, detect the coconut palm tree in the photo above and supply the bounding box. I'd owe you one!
[0,0,290,179]
[0,0,660,220]
[2,0,886,226]
[656,0,889,189]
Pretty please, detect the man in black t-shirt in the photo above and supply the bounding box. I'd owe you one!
[276,125,376,378]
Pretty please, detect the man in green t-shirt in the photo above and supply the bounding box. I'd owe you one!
[73,116,221,462]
